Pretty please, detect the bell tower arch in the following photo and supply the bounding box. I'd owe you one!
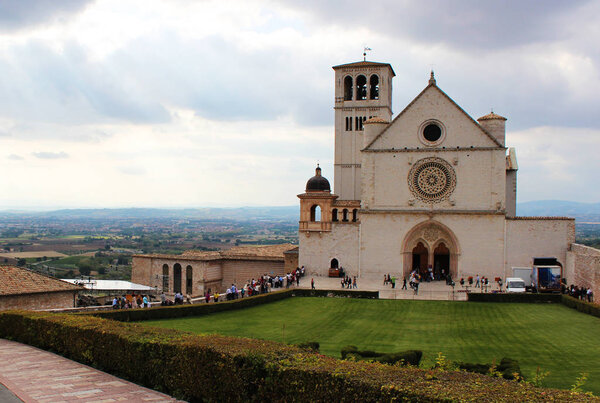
[332,61,395,201]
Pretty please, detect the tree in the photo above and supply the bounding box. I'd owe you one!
[17,258,26,267]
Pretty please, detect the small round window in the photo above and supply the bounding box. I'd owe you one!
[419,120,446,146]
[423,124,441,142]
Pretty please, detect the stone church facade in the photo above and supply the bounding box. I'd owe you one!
[298,60,574,280]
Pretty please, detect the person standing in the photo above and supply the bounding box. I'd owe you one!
[311,278,315,289]
[475,274,480,288]
[402,277,407,290]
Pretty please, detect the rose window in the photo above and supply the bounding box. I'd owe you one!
[408,158,456,202]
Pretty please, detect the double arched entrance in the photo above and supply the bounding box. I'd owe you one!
[402,221,459,280]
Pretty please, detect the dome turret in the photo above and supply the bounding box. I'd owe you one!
[305,165,331,192]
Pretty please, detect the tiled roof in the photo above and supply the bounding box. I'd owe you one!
[0,266,83,296]
[477,112,507,121]
[135,244,297,262]
[364,117,389,124]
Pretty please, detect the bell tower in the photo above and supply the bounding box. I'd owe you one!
[332,60,395,201]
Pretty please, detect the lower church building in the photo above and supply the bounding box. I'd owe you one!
[298,60,574,281]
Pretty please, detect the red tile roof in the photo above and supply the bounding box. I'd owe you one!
[0,266,83,296]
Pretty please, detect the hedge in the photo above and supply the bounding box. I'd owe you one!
[1,311,595,402]
[86,289,294,322]
[467,293,562,303]
[457,358,523,380]
[561,295,600,318]
[341,345,422,367]
[291,288,379,299]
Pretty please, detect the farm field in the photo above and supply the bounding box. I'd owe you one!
[0,251,67,259]
[143,297,600,394]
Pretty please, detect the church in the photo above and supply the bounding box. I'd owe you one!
[297,60,574,281]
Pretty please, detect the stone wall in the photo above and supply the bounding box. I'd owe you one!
[566,243,600,299]
[220,260,285,291]
[505,218,575,280]
[0,291,76,311]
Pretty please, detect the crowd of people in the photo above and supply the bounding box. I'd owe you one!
[340,275,357,289]
[564,284,594,302]
[111,294,152,309]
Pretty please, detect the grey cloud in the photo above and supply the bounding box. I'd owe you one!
[280,0,591,50]
[0,40,171,126]
[0,0,94,32]
[32,151,69,159]
[7,154,23,160]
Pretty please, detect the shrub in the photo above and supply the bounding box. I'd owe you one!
[341,345,422,367]
[457,358,523,381]
[561,295,600,319]
[0,311,595,402]
[296,341,320,352]
[467,293,562,303]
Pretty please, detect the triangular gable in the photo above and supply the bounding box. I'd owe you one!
[365,83,503,150]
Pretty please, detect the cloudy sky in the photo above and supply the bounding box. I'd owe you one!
[0,0,599,209]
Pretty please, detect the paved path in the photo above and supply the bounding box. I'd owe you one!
[0,339,184,403]
[297,274,499,301]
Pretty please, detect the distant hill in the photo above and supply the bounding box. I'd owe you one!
[517,200,600,221]
[0,206,300,221]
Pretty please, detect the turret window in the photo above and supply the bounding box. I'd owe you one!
[342,208,349,222]
[356,75,367,100]
[310,205,322,222]
[332,208,338,222]
[344,76,353,100]
[370,75,379,99]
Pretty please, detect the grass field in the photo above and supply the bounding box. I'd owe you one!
[142,297,600,394]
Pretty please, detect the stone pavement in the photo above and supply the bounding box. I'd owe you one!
[297,274,500,301]
[0,339,184,403]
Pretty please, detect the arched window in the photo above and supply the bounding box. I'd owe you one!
[344,76,353,100]
[342,208,349,222]
[332,208,338,222]
[186,265,193,295]
[352,209,358,222]
[330,258,339,269]
[162,264,169,292]
[310,205,322,222]
[173,263,182,294]
[356,75,367,100]
[370,74,379,99]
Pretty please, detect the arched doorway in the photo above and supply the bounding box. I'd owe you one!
[434,243,450,280]
[412,242,428,277]
[186,265,193,295]
[330,258,339,269]
[162,264,169,292]
[402,221,460,279]
[173,263,182,294]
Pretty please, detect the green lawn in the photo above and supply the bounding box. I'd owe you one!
[142,298,600,394]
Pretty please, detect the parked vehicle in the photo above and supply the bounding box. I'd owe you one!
[506,277,527,293]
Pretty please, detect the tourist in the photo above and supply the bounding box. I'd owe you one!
[112,297,118,309]
[311,277,315,289]
[205,290,210,303]
[352,276,357,289]
[161,292,166,305]
[475,274,481,288]
[413,276,419,295]
[136,294,143,308]
[391,276,396,289]
[214,291,219,302]
[142,295,148,308]
[402,277,407,290]
[383,274,388,285]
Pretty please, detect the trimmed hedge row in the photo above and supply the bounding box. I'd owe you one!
[561,294,600,318]
[341,345,423,367]
[467,293,562,303]
[0,311,596,402]
[86,289,294,322]
[291,288,379,299]
[457,358,523,380]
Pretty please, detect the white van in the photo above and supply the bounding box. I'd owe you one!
[506,277,527,293]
